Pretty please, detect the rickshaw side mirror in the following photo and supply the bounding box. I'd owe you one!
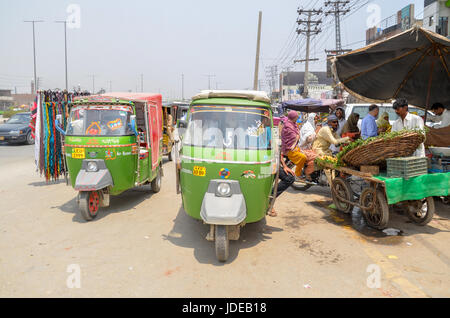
[129,115,138,136]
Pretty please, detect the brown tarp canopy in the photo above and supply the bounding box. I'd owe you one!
[425,126,450,147]
[331,26,450,109]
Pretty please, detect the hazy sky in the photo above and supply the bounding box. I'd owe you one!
[0,0,425,98]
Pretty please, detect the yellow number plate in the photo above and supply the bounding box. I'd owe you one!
[193,166,206,177]
[0,136,4,140]
[72,148,85,159]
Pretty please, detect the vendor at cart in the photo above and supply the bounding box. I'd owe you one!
[392,98,426,157]
[312,115,350,157]
[430,103,450,128]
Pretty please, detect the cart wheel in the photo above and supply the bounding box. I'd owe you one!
[215,225,229,262]
[331,177,354,214]
[78,191,100,221]
[360,188,389,230]
[405,197,435,226]
[151,167,162,193]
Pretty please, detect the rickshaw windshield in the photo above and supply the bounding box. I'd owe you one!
[66,106,134,136]
[183,105,272,150]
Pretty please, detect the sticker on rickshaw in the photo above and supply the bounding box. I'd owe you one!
[107,118,123,131]
[72,148,85,159]
[193,166,206,177]
[86,122,101,135]
[241,170,256,179]
[105,149,116,160]
[219,168,231,179]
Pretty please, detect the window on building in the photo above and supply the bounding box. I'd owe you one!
[438,17,449,37]
[429,16,434,27]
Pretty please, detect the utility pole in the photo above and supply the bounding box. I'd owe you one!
[181,73,184,100]
[325,1,350,53]
[325,1,350,98]
[24,20,44,92]
[140,74,144,92]
[265,65,278,100]
[108,81,112,92]
[295,9,322,98]
[90,75,95,94]
[253,11,263,91]
[55,20,68,91]
[204,74,216,90]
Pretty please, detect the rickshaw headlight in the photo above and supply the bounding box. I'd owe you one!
[216,183,231,197]
[87,161,98,172]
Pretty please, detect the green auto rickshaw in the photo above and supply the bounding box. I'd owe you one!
[61,93,164,221]
[177,90,280,262]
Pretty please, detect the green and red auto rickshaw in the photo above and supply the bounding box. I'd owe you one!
[61,93,164,221]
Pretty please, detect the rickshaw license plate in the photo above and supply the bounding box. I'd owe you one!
[72,148,85,159]
[0,137,4,140]
[193,166,206,177]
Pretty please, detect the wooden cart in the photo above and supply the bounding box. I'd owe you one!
[321,163,436,230]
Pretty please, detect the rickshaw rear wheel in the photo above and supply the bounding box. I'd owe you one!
[331,177,354,214]
[360,188,389,230]
[168,151,173,161]
[405,197,435,226]
[151,167,162,193]
[78,191,100,221]
[215,225,229,262]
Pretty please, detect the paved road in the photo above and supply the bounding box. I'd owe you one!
[0,143,449,297]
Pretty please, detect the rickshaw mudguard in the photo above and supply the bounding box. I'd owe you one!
[200,180,247,225]
[74,159,114,191]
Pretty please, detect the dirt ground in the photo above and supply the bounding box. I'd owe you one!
[0,143,449,297]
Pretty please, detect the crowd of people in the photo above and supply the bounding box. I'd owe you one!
[268,98,449,217]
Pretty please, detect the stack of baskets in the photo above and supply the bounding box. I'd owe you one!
[341,131,425,167]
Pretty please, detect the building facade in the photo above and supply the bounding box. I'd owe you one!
[279,71,333,101]
[423,0,450,37]
[366,4,417,45]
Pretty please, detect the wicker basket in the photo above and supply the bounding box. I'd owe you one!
[341,131,425,167]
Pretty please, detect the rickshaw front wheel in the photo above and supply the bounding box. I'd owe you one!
[215,225,229,262]
[78,191,100,221]
[405,197,435,226]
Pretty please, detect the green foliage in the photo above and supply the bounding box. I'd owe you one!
[336,129,426,166]
[2,109,22,118]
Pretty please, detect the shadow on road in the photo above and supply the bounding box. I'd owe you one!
[53,186,155,223]
[162,206,283,265]
[308,198,450,246]
[28,179,66,187]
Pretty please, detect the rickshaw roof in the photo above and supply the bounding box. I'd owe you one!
[192,90,271,104]
[74,93,162,105]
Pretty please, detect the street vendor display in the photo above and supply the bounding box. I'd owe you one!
[313,129,449,230]
[32,90,73,182]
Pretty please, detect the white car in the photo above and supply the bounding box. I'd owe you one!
[344,103,437,129]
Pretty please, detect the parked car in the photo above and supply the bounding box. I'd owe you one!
[345,104,436,129]
[0,112,34,145]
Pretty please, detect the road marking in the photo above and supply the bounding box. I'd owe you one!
[319,202,429,297]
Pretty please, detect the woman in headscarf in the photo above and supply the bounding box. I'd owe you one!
[281,110,307,178]
[376,111,391,133]
[299,113,318,149]
[299,113,320,180]
[341,113,361,142]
